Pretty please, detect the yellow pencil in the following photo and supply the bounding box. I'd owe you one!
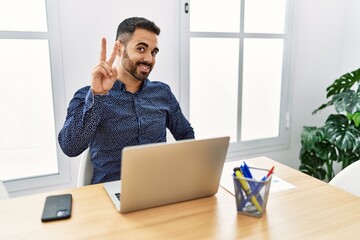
[234,169,263,212]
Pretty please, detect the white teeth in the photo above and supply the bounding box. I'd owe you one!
[139,64,150,70]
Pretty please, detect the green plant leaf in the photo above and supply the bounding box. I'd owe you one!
[300,126,325,151]
[299,149,327,180]
[338,149,360,166]
[300,68,360,182]
[324,114,360,150]
[313,68,360,114]
[312,100,334,115]
[346,112,354,121]
[313,140,337,160]
[326,68,360,98]
[352,112,360,127]
[332,88,360,114]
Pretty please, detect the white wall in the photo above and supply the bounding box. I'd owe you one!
[10,0,360,196]
[263,0,360,169]
[341,0,360,70]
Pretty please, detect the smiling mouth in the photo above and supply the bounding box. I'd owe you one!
[138,63,151,73]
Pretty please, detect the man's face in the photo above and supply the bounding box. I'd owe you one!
[120,29,159,82]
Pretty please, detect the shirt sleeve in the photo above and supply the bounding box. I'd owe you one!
[165,85,195,140]
[58,87,105,157]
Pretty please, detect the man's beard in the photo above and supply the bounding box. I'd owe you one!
[122,49,153,82]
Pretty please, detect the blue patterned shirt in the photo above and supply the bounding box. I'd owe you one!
[58,79,194,184]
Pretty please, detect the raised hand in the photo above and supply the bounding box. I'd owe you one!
[91,38,119,95]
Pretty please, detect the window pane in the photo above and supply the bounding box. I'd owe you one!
[0,39,58,181]
[0,0,47,32]
[190,0,241,33]
[241,38,283,141]
[190,38,239,142]
[244,0,286,34]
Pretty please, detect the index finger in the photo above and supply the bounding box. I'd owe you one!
[107,41,119,66]
[99,37,107,62]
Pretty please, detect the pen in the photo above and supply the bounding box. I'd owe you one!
[266,166,275,179]
[260,166,275,181]
[240,165,254,189]
[243,162,253,178]
[234,168,263,212]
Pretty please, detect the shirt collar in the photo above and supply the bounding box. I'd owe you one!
[113,79,149,93]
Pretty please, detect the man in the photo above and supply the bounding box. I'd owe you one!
[58,17,194,184]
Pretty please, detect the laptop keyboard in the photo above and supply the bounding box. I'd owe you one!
[115,193,121,201]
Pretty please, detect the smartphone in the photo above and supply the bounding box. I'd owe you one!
[41,194,72,222]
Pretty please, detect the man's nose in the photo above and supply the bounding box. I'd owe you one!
[143,51,154,63]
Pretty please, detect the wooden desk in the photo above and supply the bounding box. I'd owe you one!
[1,157,360,239]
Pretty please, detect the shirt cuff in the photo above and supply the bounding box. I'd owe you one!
[84,88,108,113]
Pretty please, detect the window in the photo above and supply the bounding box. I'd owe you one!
[0,0,69,192]
[180,0,292,158]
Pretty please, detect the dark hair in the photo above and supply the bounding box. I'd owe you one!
[115,17,160,44]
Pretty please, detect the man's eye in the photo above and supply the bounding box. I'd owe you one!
[138,47,145,52]
[151,51,158,57]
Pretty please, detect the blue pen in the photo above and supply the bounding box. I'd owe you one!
[242,163,258,193]
[243,162,253,178]
[240,164,256,192]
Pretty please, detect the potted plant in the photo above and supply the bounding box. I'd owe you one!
[299,68,360,182]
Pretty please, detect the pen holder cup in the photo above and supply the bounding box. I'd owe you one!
[233,167,272,218]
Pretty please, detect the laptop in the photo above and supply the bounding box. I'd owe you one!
[103,136,230,213]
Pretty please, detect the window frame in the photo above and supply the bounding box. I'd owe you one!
[180,0,293,160]
[0,0,70,192]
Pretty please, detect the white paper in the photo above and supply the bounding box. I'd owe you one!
[220,159,296,195]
